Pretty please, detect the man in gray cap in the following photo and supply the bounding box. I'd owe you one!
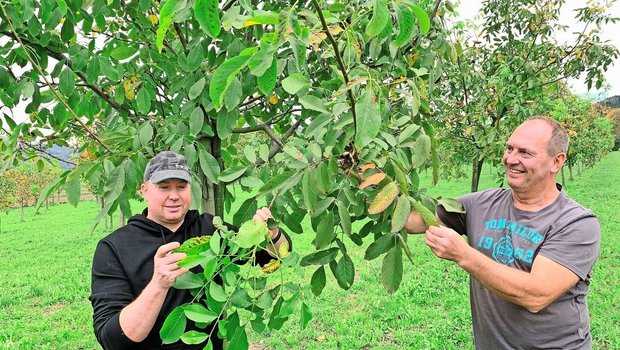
[90,151,290,350]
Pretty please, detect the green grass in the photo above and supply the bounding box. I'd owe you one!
[1,152,619,349]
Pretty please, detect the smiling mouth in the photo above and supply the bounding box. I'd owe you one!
[507,168,525,174]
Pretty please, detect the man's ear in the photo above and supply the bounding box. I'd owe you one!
[552,152,567,173]
[140,182,148,196]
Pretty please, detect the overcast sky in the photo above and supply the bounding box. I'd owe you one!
[456,0,620,99]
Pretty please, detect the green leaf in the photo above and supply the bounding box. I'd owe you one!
[256,170,302,197]
[110,46,137,60]
[189,107,204,136]
[173,272,204,289]
[156,0,179,52]
[60,17,74,41]
[136,88,151,114]
[438,198,465,213]
[218,165,247,183]
[300,247,339,266]
[315,212,335,250]
[189,77,206,100]
[300,302,313,329]
[404,2,430,34]
[184,304,218,323]
[64,175,81,208]
[139,123,153,147]
[411,134,431,168]
[257,58,278,95]
[228,328,248,350]
[395,5,414,47]
[59,68,75,96]
[223,77,243,111]
[366,0,390,38]
[412,199,438,226]
[282,73,310,95]
[302,170,318,212]
[160,306,187,344]
[232,197,257,226]
[335,253,355,290]
[382,244,403,294]
[299,95,329,113]
[391,195,411,233]
[230,288,252,308]
[180,330,208,345]
[354,89,381,149]
[248,49,274,76]
[94,165,126,224]
[209,55,252,109]
[364,233,397,260]
[203,258,217,280]
[235,219,267,248]
[337,201,351,237]
[216,108,238,139]
[198,149,220,183]
[310,266,326,296]
[194,0,221,38]
[208,282,228,302]
[35,177,64,212]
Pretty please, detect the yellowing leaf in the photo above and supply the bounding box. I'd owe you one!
[260,259,281,274]
[359,172,386,189]
[368,182,399,215]
[125,89,135,100]
[328,25,343,36]
[308,32,327,49]
[360,162,376,172]
[269,94,279,105]
[242,20,261,27]
[465,127,472,135]
[148,14,159,25]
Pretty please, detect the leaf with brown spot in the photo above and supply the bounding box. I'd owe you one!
[368,181,399,215]
[359,172,386,189]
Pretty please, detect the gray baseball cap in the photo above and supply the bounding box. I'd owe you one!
[144,151,192,184]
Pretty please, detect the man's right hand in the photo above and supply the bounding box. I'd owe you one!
[151,242,188,289]
[405,210,429,233]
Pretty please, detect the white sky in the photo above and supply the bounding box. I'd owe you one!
[455,0,620,99]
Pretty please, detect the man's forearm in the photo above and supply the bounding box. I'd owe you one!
[119,282,168,342]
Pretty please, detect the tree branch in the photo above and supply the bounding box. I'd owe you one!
[311,0,357,137]
[0,7,111,152]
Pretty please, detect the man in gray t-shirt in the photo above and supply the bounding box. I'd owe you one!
[406,117,601,349]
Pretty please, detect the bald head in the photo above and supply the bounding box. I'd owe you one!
[522,116,569,156]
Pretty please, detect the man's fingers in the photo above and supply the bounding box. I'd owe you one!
[253,207,273,221]
[155,242,181,258]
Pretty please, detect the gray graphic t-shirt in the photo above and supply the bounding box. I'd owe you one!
[437,187,600,350]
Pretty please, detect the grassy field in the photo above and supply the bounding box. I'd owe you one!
[0,152,618,349]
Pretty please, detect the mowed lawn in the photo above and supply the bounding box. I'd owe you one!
[0,152,618,350]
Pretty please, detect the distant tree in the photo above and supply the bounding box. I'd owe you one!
[435,0,619,192]
[0,174,16,233]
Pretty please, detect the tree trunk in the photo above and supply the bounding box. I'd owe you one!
[20,202,24,222]
[470,157,484,193]
[199,137,224,217]
[119,211,126,227]
[560,166,566,189]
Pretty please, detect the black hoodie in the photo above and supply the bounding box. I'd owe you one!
[90,209,285,350]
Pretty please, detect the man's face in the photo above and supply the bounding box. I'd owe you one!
[502,120,560,192]
[141,178,191,229]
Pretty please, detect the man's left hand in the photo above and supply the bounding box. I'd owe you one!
[253,207,279,241]
[424,225,470,263]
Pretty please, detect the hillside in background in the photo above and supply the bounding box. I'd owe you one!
[47,145,74,169]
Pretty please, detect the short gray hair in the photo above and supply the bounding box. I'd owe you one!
[525,116,569,155]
